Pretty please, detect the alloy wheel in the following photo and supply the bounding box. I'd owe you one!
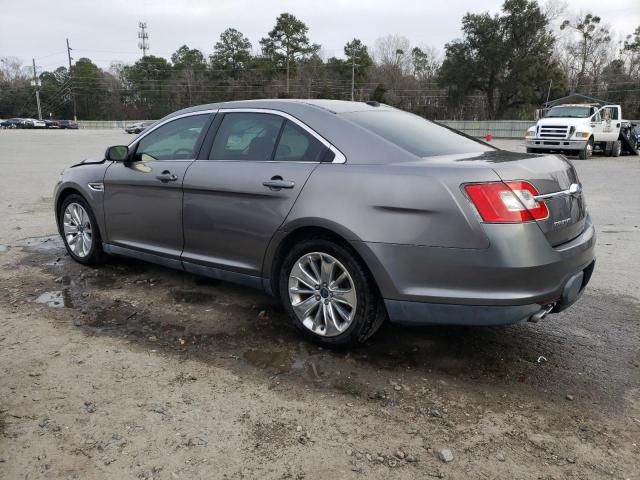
[63,202,93,258]
[288,252,357,337]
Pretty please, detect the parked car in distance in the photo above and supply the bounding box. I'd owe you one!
[23,118,47,128]
[54,100,595,347]
[125,121,154,134]
[1,118,26,128]
[57,120,79,129]
[45,120,60,129]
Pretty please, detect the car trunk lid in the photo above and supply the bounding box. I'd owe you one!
[489,152,586,246]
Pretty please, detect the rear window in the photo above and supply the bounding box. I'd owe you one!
[342,110,492,157]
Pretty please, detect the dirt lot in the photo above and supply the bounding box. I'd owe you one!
[1,130,639,479]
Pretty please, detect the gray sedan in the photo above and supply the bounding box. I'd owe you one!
[53,100,595,346]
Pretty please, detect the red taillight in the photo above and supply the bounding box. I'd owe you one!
[464,181,549,223]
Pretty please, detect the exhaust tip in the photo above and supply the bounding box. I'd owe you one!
[528,304,555,323]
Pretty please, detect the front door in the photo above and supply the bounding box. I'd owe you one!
[103,113,211,260]
[182,111,330,279]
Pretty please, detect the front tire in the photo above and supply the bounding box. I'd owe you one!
[578,138,594,160]
[279,237,385,347]
[59,194,104,265]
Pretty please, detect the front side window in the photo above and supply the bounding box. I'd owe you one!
[343,110,492,158]
[605,107,619,120]
[134,114,208,161]
[210,113,284,161]
[274,120,326,162]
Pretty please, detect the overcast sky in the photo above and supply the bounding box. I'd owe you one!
[2,0,638,71]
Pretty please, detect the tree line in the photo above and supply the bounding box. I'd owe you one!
[1,0,638,121]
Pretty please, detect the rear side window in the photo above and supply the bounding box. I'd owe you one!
[210,112,283,161]
[342,110,492,157]
[134,114,208,161]
[274,120,326,162]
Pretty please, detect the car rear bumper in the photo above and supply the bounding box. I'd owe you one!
[352,215,596,326]
[384,259,594,325]
[526,138,586,151]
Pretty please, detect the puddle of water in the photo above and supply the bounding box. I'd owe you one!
[171,290,216,304]
[0,245,8,253]
[34,290,73,308]
[14,235,63,253]
[194,277,218,286]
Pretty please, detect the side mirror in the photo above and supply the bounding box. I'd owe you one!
[105,145,129,162]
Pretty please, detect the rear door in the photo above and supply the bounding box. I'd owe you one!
[103,112,211,259]
[181,110,331,277]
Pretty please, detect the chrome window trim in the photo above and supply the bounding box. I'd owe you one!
[214,108,347,164]
[127,110,217,149]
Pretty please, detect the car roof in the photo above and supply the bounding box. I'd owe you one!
[174,99,395,117]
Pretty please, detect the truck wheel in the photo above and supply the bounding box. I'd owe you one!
[611,139,622,157]
[526,148,538,154]
[604,142,613,156]
[578,138,594,160]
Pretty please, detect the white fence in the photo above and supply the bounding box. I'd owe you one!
[78,118,537,138]
[438,120,535,138]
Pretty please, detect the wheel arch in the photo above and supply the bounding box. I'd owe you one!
[55,187,87,235]
[266,224,383,300]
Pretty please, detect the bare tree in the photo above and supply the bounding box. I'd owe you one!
[560,13,612,91]
[373,35,411,72]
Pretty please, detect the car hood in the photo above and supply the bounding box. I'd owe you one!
[71,157,106,167]
[536,117,590,127]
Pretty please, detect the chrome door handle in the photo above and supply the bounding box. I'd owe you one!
[263,177,295,190]
[156,171,178,183]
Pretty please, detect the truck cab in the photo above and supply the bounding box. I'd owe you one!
[526,104,623,159]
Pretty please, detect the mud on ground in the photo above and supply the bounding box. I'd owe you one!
[0,234,638,479]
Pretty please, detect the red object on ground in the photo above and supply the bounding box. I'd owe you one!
[485,133,492,142]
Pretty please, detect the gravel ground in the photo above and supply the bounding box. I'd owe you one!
[1,130,639,479]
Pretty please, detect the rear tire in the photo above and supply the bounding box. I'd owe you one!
[611,139,622,157]
[58,194,105,265]
[279,236,386,347]
[578,138,594,160]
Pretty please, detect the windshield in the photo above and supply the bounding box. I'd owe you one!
[342,110,493,157]
[544,106,593,118]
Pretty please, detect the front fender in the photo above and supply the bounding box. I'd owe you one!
[54,163,109,238]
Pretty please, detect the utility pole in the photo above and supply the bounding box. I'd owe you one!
[351,54,356,101]
[545,79,553,106]
[31,59,42,120]
[66,38,77,121]
[138,22,149,57]
[285,55,290,95]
